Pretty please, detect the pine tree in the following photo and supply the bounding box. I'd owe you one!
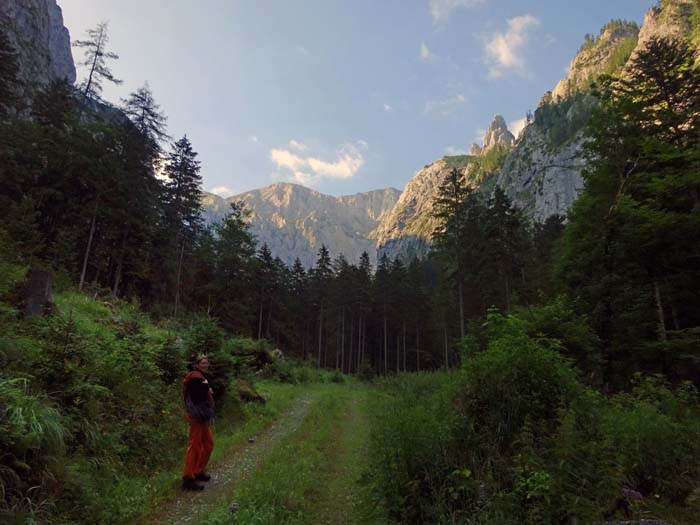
[73,22,122,101]
[255,244,277,339]
[211,202,256,332]
[163,135,203,315]
[311,245,333,367]
[558,36,700,385]
[121,82,169,154]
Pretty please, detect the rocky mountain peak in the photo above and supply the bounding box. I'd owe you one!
[552,19,639,101]
[469,143,482,156]
[0,0,76,94]
[482,114,515,152]
[636,0,698,53]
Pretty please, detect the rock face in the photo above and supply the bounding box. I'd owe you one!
[636,0,698,51]
[0,0,76,92]
[552,21,639,101]
[203,183,400,268]
[375,115,513,260]
[374,156,476,260]
[378,2,698,261]
[482,115,515,152]
[494,120,586,223]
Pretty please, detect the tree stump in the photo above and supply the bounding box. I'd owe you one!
[20,269,53,317]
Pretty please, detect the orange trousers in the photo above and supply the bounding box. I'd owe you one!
[183,416,214,479]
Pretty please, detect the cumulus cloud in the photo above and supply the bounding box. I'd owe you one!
[420,42,433,60]
[270,141,367,186]
[288,139,309,152]
[209,185,235,197]
[508,117,528,138]
[424,93,466,117]
[485,15,540,78]
[430,0,485,23]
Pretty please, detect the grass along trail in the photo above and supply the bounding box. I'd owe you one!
[195,382,382,524]
[306,387,379,524]
[139,392,316,525]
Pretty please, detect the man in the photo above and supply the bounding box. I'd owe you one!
[181,355,215,491]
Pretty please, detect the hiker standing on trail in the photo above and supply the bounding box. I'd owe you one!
[182,355,215,491]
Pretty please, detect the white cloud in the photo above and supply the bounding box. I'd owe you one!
[430,0,485,23]
[444,146,467,155]
[424,93,466,117]
[209,185,234,197]
[270,141,367,186]
[296,45,310,56]
[250,135,261,144]
[508,117,528,138]
[383,103,393,112]
[288,139,309,152]
[420,42,433,60]
[485,15,540,78]
[270,149,306,172]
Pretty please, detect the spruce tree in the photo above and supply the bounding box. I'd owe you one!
[163,135,203,313]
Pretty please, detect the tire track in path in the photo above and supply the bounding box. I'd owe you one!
[140,393,315,525]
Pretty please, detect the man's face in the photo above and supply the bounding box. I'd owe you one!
[197,359,210,372]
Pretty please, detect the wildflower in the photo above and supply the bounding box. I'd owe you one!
[622,486,644,500]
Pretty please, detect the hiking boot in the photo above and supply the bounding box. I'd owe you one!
[195,472,211,482]
[182,477,205,491]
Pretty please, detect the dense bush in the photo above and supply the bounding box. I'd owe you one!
[0,288,255,523]
[368,312,700,523]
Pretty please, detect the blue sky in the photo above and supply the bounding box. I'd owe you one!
[59,0,649,197]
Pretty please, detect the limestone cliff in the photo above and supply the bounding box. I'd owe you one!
[378,1,698,261]
[0,0,75,96]
[551,20,639,101]
[374,115,513,260]
[203,184,400,268]
[373,156,476,260]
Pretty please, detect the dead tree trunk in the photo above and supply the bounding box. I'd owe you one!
[317,305,323,368]
[174,238,186,318]
[444,325,449,370]
[653,280,667,342]
[416,328,420,372]
[112,226,130,297]
[79,201,99,291]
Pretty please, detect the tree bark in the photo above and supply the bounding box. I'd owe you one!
[174,238,186,318]
[444,325,449,370]
[458,279,465,338]
[257,300,264,339]
[349,316,354,374]
[383,305,388,375]
[403,321,407,372]
[341,307,345,373]
[79,201,99,291]
[317,305,323,368]
[653,280,667,342]
[396,334,400,374]
[416,328,420,372]
[112,226,129,297]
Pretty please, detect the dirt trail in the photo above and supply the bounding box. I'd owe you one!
[307,389,376,525]
[140,394,314,525]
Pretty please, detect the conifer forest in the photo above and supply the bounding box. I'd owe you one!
[1,1,700,523]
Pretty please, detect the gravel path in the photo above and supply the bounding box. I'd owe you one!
[143,394,315,525]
